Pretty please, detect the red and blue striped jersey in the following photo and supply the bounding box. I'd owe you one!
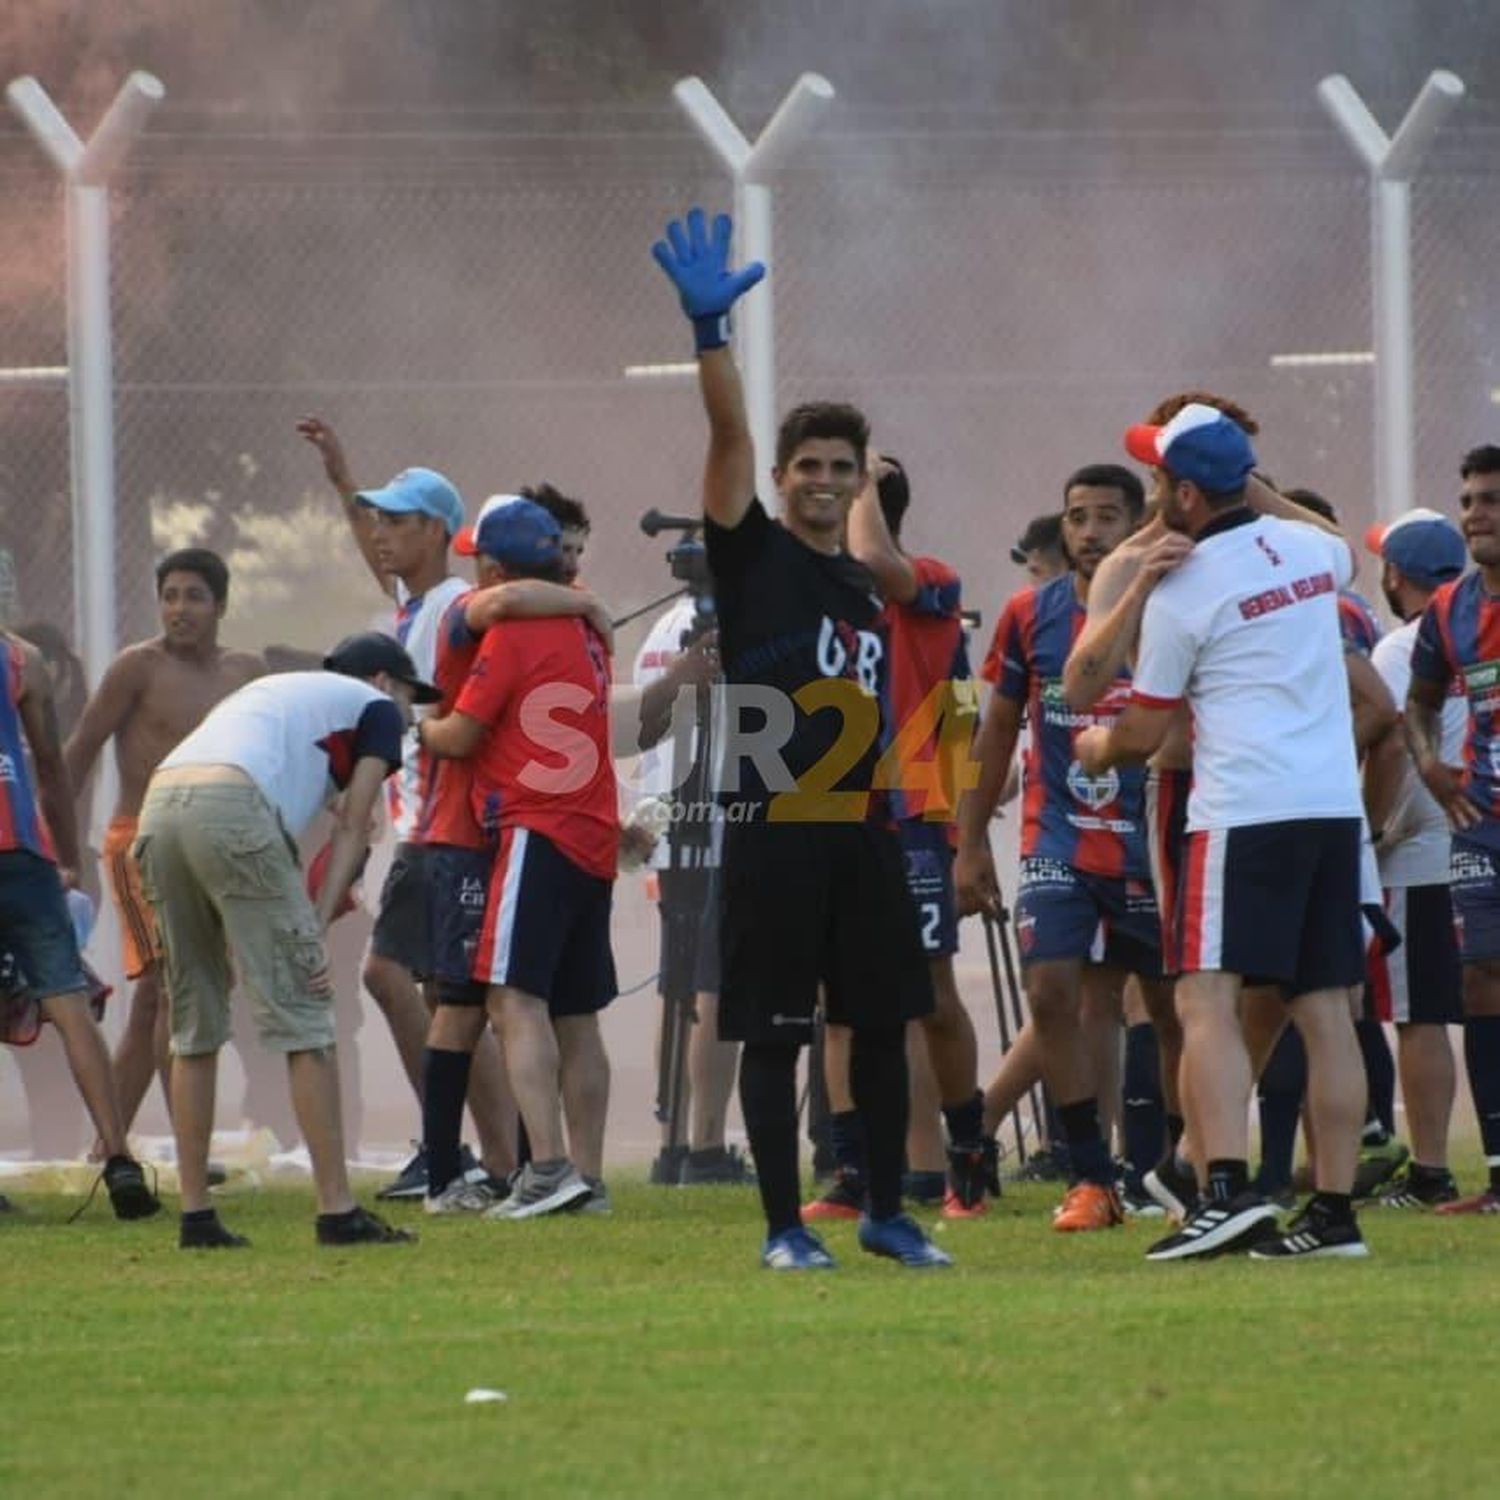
[989,572,1147,878]
[1338,589,1382,657]
[1411,572,1500,846]
[880,555,973,826]
[0,639,55,862]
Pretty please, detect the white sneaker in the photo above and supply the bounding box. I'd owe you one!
[424,1178,498,1216]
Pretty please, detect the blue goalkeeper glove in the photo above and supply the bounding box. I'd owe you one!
[652,207,766,354]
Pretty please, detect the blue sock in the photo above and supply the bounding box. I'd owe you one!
[1123,1023,1165,1189]
[1463,1015,1500,1194]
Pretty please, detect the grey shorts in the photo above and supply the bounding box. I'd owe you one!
[135,780,334,1057]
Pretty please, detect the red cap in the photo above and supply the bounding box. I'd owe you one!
[1123,423,1166,468]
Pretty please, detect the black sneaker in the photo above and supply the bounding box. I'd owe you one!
[904,1169,948,1208]
[1143,1152,1200,1220]
[104,1156,162,1221]
[648,1145,688,1186]
[180,1210,250,1250]
[1250,1202,1369,1260]
[679,1145,755,1186]
[376,1144,428,1201]
[316,1205,417,1246]
[1119,1186,1166,1218]
[1352,1136,1409,1200]
[1011,1144,1069,1184]
[1144,1191,1279,1263]
[1378,1164,1459,1209]
[980,1136,1002,1197]
[0,1192,15,1214]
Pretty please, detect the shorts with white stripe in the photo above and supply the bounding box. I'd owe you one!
[1177,817,1364,994]
[472,827,617,1018]
[1365,883,1462,1025]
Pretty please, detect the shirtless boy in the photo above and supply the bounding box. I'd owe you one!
[65,549,263,1135]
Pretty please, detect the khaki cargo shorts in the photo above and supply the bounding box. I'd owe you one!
[134,778,333,1057]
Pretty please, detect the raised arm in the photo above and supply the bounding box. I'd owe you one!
[63,647,146,792]
[18,642,81,878]
[1062,526,1190,710]
[296,415,394,599]
[1246,472,1357,575]
[652,209,766,530]
[847,453,918,604]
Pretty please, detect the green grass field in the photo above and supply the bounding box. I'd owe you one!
[4,1174,1496,1499]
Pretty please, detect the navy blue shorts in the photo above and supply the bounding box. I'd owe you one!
[0,850,89,1000]
[1177,818,1364,994]
[473,828,616,1018]
[1449,836,1500,965]
[370,842,433,977]
[428,845,493,1006]
[898,819,958,959]
[1013,855,1162,977]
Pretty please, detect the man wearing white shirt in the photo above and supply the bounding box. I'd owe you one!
[137,634,433,1249]
[1077,403,1369,1262]
[1364,510,1469,1206]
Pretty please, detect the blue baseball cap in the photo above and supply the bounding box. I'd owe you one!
[356,467,466,537]
[454,494,563,570]
[1124,402,1257,493]
[1364,508,1466,588]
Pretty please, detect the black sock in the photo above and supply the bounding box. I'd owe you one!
[1056,1098,1112,1186]
[1165,1112,1186,1151]
[181,1207,217,1224]
[1309,1190,1354,1225]
[421,1047,473,1196]
[852,1026,909,1221]
[1462,1015,1500,1194]
[828,1108,867,1177]
[941,1090,985,1149]
[317,1205,361,1226]
[1123,1023,1165,1186]
[1355,1018,1396,1140]
[1256,1027,1305,1191]
[1206,1158,1249,1204]
[739,1043,802,1236]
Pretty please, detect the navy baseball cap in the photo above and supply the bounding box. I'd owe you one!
[323,631,441,704]
[1124,402,1257,492]
[356,467,466,537]
[1364,508,1466,588]
[453,495,563,569]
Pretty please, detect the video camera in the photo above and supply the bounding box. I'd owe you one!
[639,509,715,643]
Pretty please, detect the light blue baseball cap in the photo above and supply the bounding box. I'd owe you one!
[356,467,466,537]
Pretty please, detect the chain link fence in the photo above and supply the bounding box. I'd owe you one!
[3,117,1498,1152]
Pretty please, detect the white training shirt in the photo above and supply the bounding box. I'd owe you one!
[631,597,722,872]
[1132,513,1363,832]
[1372,617,1467,888]
[389,575,470,841]
[160,672,404,840]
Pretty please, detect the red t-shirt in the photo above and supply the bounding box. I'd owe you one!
[411,591,486,850]
[880,555,973,826]
[456,617,619,879]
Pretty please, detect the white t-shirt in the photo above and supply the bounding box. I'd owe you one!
[1373,617,1467,888]
[389,575,470,841]
[160,672,404,839]
[631,597,721,872]
[1133,513,1363,832]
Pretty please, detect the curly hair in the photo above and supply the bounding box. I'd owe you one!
[1143,390,1259,436]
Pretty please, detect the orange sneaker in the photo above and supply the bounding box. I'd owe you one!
[1052,1182,1125,1232]
[941,1187,987,1220]
[801,1168,864,1222]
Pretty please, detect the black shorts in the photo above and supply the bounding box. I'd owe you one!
[429,845,494,1007]
[370,842,433,978]
[473,828,616,1018]
[1365,883,1462,1025]
[717,820,933,1046]
[658,866,713,1002]
[1176,817,1364,996]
